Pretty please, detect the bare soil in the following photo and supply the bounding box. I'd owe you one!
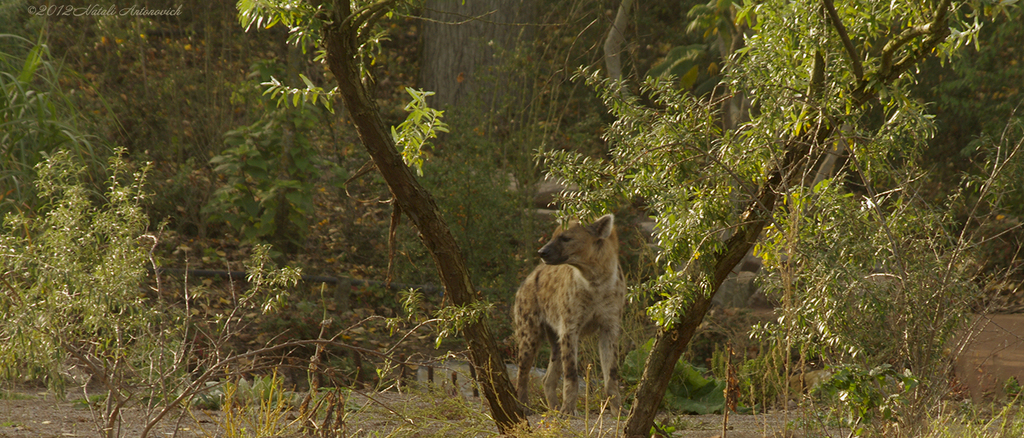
[4,312,1021,437]
[0,387,802,438]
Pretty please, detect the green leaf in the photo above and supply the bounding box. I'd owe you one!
[18,44,44,85]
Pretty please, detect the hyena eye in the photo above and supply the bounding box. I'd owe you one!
[559,235,571,242]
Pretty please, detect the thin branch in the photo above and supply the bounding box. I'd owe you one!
[357,1,402,42]
[879,24,932,78]
[852,0,952,103]
[881,0,953,81]
[821,0,863,80]
[385,200,401,287]
[408,7,499,26]
[340,0,402,32]
[845,144,909,286]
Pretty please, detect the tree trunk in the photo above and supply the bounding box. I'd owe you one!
[603,0,633,81]
[419,0,535,109]
[622,0,953,431]
[319,0,526,432]
[623,132,804,436]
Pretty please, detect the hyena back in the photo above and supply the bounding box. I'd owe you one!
[513,213,626,415]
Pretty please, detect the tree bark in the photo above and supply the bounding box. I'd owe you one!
[603,0,633,81]
[318,0,526,432]
[623,130,808,436]
[419,0,535,109]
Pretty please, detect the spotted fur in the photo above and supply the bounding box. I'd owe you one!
[513,214,626,415]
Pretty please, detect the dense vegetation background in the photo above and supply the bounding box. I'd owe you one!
[1,0,1022,435]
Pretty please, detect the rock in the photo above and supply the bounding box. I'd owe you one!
[533,176,578,209]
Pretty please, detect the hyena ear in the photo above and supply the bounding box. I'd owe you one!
[586,214,615,239]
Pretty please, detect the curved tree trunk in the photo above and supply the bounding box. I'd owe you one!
[622,0,953,432]
[623,131,803,437]
[318,0,526,433]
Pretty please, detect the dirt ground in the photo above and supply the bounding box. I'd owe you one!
[0,389,800,438]
[954,314,1024,401]
[4,313,1022,438]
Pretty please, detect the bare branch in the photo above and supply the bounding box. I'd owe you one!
[852,0,952,104]
[880,0,953,81]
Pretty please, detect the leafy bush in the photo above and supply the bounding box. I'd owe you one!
[0,149,170,436]
[815,364,919,436]
[622,339,726,414]
[390,106,536,293]
[205,60,340,249]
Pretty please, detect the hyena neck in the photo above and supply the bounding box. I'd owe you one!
[571,253,620,287]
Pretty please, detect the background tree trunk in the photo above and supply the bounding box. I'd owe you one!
[419,0,535,109]
[603,0,633,81]
[319,0,526,432]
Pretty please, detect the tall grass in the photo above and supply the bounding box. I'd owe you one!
[0,33,104,213]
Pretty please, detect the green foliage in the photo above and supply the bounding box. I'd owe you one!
[0,149,160,392]
[0,34,102,212]
[235,0,410,90]
[1004,376,1022,400]
[545,0,1018,432]
[735,350,786,408]
[391,88,449,176]
[225,373,300,408]
[923,6,1024,158]
[241,244,302,315]
[647,44,713,91]
[622,339,726,414]
[262,73,337,113]
[205,60,339,247]
[543,73,734,327]
[647,0,740,92]
[431,300,494,350]
[815,364,919,436]
[756,177,975,361]
[413,132,532,292]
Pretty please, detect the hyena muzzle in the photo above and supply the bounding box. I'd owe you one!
[513,213,626,415]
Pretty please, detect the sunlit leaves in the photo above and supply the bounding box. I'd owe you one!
[238,0,409,85]
[543,71,762,326]
[755,171,978,398]
[0,150,154,391]
[243,244,301,315]
[391,87,448,176]
[431,300,493,350]
[237,0,316,33]
[262,74,338,113]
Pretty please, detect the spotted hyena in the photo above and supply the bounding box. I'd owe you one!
[513,214,626,415]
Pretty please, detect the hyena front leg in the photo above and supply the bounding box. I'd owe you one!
[598,326,622,415]
[515,321,542,410]
[541,325,562,410]
[558,331,581,414]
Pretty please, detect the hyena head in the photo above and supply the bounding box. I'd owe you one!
[538,214,618,267]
